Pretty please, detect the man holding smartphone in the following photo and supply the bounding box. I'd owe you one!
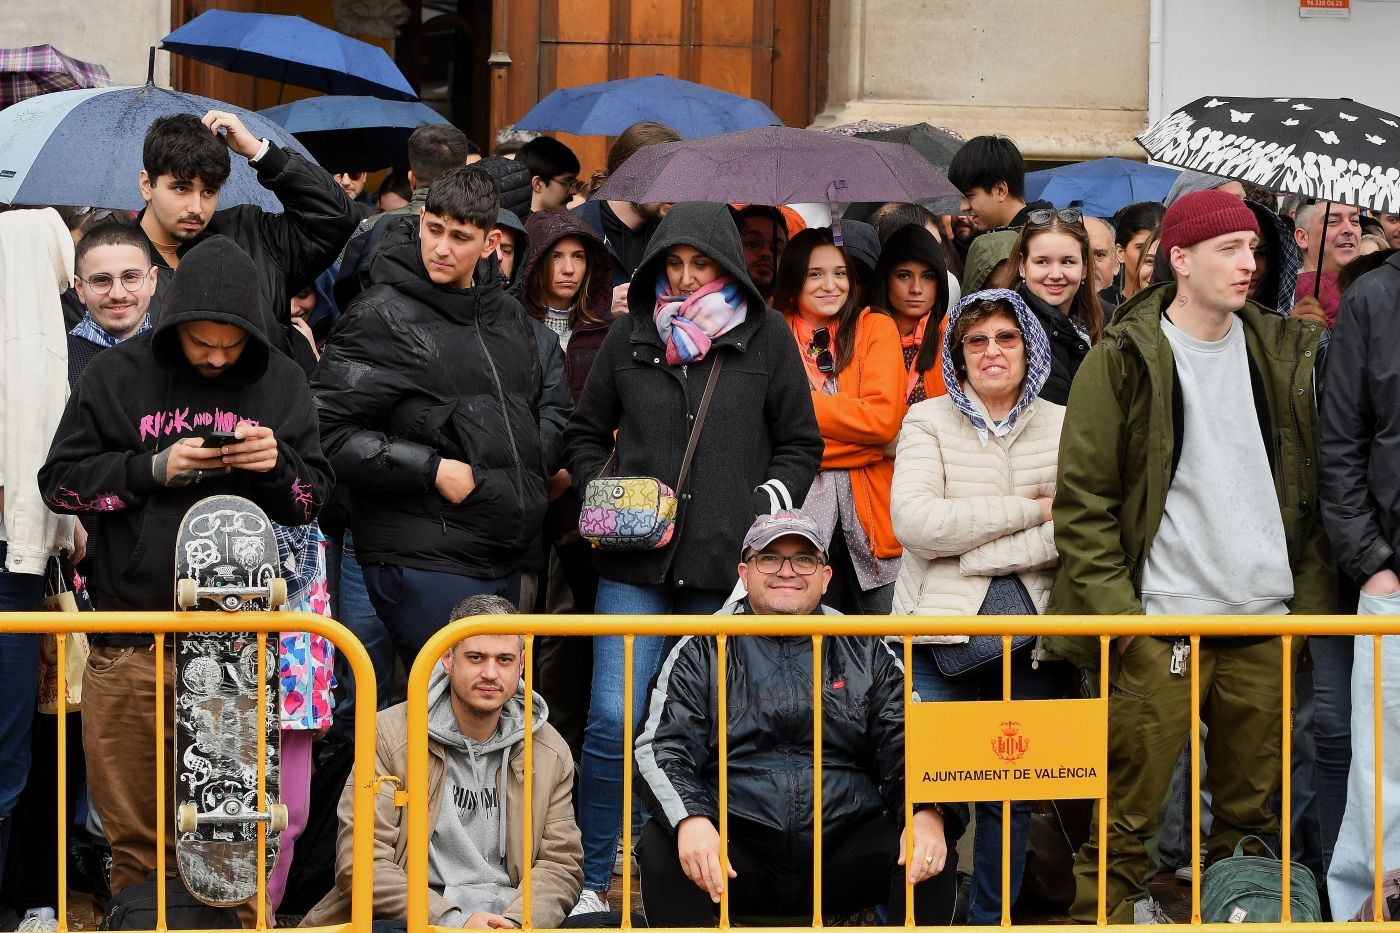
[37,235,332,905]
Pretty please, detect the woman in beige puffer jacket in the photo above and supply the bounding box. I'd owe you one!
[888,287,1074,925]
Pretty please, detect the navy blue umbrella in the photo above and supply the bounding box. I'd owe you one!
[515,75,781,139]
[261,95,449,173]
[0,84,316,210]
[1024,158,1181,216]
[162,9,415,102]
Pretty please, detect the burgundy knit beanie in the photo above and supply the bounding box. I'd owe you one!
[1159,189,1260,260]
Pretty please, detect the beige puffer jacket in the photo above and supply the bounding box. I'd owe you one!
[890,388,1064,639]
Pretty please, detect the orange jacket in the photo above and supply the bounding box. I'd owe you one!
[798,307,908,559]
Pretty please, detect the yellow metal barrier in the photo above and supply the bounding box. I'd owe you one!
[0,611,379,933]
[407,614,1400,933]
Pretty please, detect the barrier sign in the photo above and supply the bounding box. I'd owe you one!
[907,698,1107,802]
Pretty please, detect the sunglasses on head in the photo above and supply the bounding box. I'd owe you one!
[1025,208,1084,226]
[810,326,834,374]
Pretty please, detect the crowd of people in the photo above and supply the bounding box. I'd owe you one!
[0,105,1397,932]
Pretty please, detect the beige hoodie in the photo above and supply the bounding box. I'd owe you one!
[1,208,75,574]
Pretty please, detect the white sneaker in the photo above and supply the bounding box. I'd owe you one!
[1133,897,1173,924]
[17,907,58,932]
[570,889,610,917]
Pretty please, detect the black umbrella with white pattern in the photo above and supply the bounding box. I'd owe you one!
[1137,95,1400,213]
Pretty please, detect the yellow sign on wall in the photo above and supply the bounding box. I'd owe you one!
[907,698,1108,802]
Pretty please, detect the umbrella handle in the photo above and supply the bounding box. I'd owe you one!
[1314,201,1332,300]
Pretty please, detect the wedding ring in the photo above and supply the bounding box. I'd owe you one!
[924,855,934,864]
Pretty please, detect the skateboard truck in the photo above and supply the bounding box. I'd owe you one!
[178,800,289,834]
[177,577,288,611]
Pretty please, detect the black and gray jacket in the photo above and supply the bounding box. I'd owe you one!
[312,219,571,579]
[636,616,969,848]
[563,201,823,591]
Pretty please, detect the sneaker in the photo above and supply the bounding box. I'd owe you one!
[1175,863,1193,885]
[570,890,609,918]
[1133,897,1173,924]
[612,840,639,877]
[17,907,58,932]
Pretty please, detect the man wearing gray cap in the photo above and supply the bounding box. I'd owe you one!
[632,510,964,927]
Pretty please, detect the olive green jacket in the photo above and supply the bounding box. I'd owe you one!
[1043,283,1336,671]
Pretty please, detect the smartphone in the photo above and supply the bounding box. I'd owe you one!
[203,430,238,448]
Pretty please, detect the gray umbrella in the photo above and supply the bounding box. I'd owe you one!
[594,125,959,206]
[855,122,964,173]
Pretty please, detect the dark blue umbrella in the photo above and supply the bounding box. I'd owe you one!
[515,75,781,139]
[261,95,449,173]
[0,84,315,210]
[1024,157,1181,216]
[162,9,415,102]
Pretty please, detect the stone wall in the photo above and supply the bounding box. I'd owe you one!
[6,0,173,87]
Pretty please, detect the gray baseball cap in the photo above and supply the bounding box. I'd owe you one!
[741,510,829,559]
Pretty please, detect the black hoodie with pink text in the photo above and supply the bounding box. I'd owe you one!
[39,236,332,614]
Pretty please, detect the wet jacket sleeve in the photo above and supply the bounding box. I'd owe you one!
[250,369,332,526]
[635,636,719,829]
[1048,343,1144,615]
[1320,286,1390,582]
[564,324,626,497]
[312,303,440,494]
[39,372,161,515]
[755,320,823,514]
[248,145,360,294]
[531,318,573,475]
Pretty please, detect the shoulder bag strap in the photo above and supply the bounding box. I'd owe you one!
[674,355,725,495]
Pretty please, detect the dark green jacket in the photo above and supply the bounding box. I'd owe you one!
[1043,283,1335,671]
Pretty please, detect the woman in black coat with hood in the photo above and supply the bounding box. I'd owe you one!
[563,200,822,906]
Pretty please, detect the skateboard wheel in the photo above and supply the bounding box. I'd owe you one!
[177,803,198,833]
[268,577,287,608]
[269,803,288,833]
[176,578,199,610]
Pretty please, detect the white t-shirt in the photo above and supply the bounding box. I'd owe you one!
[1140,314,1294,616]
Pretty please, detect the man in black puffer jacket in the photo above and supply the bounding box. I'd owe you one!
[312,166,570,667]
[635,511,966,927]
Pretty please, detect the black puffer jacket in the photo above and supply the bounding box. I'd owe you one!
[312,219,570,578]
[1321,251,1400,583]
[636,625,969,848]
[564,201,823,591]
[1017,284,1090,406]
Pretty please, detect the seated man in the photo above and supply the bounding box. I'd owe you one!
[302,594,587,930]
[634,511,966,926]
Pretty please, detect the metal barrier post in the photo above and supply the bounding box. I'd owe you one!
[620,634,632,928]
[717,633,730,928]
[524,634,535,929]
[902,636,914,928]
[1190,634,1201,924]
[1097,636,1108,926]
[811,634,823,928]
[155,636,167,931]
[56,634,69,932]
[1000,634,1013,928]
[1375,634,1385,921]
[1281,635,1293,922]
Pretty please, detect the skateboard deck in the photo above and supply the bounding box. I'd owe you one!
[173,494,286,906]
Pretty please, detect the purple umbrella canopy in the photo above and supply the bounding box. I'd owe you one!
[595,125,959,206]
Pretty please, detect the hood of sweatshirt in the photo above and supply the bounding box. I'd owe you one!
[518,208,614,327]
[868,223,949,320]
[150,235,271,385]
[495,208,531,294]
[627,200,766,316]
[1246,199,1300,315]
[941,287,1052,443]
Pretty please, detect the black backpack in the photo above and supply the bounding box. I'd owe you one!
[100,871,240,930]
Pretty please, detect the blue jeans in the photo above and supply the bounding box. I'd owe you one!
[0,542,48,892]
[912,645,1072,925]
[578,578,727,892]
[327,533,396,744]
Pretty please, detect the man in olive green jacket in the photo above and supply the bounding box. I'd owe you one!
[1044,191,1334,924]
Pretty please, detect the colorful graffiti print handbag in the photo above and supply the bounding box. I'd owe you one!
[580,357,724,551]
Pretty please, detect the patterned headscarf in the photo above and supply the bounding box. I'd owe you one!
[940,288,1052,444]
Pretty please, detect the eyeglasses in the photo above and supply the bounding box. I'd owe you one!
[551,176,584,194]
[1026,208,1084,226]
[746,552,825,575]
[77,268,152,295]
[809,326,834,374]
[962,329,1023,354]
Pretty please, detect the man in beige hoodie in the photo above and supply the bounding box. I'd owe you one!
[302,595,586,930]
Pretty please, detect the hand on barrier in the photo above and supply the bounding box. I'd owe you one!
[677,814,736,903]
[898,807,948,884]
[463,911,516,928]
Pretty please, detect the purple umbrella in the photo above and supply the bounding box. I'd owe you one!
[594,125,959,206]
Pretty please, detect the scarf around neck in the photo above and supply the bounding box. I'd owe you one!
[652,271,748,364]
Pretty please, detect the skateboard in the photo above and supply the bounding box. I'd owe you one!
[172,494,288,906]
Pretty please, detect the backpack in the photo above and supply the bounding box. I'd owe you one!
[1350,867,1400,921]
[100,871,240,930]
[1200,836,1322,924]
